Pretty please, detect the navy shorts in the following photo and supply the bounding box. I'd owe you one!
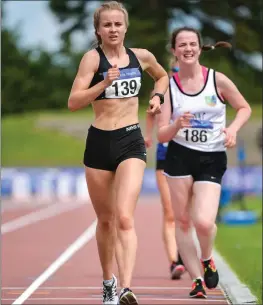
[156,142,168,170]
[164,141,227,184]
[84,124,146,171]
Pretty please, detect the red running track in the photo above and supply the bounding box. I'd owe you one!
[2,195,229,304]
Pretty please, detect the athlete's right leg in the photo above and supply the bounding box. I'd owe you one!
[85,166,116,281]
[167,176,206,298]
[164,141,206,298]
[83,125,119,304]
[166,176,202,281]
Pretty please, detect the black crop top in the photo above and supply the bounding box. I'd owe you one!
[89,46,143,100]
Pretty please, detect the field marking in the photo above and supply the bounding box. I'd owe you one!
[12,220,97,305]
[3,286,222,291]
[7,291,49,295]
[1,201,86,234]
[4,297,228,303]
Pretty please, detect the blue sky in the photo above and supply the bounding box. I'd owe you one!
[3,1,262,70]
[3,1,99,52]
[4,1,62,51]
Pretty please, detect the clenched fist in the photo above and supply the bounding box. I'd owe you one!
[105,64,120,86]
[176,112,194,129]
[147,96,162,115]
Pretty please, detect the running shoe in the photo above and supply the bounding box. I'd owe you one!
[189,278,207,298]
[202,257,219,289]
[170,261,185,280]
[102,274,119,304]
[119,287,138,305]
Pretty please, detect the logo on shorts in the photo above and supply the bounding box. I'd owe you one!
[126,124,139,132]
[205,95,217,106]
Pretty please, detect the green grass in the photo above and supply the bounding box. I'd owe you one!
[2,113,84,166]
[29,103,262,121]
[226,103,262,121]
[215,197,262,304]
[2,107,149,167]
[2,103,261,167]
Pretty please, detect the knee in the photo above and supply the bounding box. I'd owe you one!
[117,215,134,231]
[195,218,215,236]
[175,215,191,232]
[97,214,115,231]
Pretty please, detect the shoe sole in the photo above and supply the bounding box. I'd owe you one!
[205,282,219,289]
[204,275,219,289]
[119,293,138,305]
[189,292,207,299]
[171,266,185,280]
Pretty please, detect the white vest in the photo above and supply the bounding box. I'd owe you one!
[170,68,226,152]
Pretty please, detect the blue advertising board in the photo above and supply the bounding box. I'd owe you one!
[1,166,262,199]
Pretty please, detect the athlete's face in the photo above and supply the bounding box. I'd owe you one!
[97,10,127,46]
[173,31,201,65]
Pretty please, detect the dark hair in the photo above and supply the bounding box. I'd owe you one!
[170,27,232,52]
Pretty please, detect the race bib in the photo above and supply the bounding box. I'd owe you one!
[178,128,213,143]
[104,68,141,98]
[189,119,214,129]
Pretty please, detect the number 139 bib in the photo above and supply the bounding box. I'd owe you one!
[104,68,141,98]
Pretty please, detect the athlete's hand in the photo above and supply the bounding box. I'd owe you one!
[176,112,194,129]
[105,64,120,86]
[144,136,153,148]
[147,96,162,115]
[222,127,237,148]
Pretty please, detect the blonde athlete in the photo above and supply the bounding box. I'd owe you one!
[68,2,169,304]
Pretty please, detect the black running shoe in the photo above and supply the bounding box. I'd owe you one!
[202,257,219,289]
[189,278,207,298]
[119,287,138,305]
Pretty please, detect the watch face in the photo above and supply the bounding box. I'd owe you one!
[157,94,164,103]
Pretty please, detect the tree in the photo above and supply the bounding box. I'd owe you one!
[48,0,262,103]
[2,25,75,115]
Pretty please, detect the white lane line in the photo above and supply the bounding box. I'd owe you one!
[3,286,201,290]
[5,297,227,303]
[1,201,86,234]
[12,220,97,305]
[4,286,216,290]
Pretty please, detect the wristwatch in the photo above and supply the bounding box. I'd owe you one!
[151,93,164,104]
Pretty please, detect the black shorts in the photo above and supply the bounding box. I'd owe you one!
[156,160,166,170]
[164,141,227,184]
[84,123,146,171]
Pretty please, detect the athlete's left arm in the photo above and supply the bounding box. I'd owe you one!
[216,72,252,147]
[144,112,155,148]
[133,49,169,114]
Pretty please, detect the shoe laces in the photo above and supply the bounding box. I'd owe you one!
[103,282,117,302]
[202,258,216,272]
[192,278,202,289]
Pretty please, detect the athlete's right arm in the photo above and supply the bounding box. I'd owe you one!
[157,87,193,143]
[68,51,119,111]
